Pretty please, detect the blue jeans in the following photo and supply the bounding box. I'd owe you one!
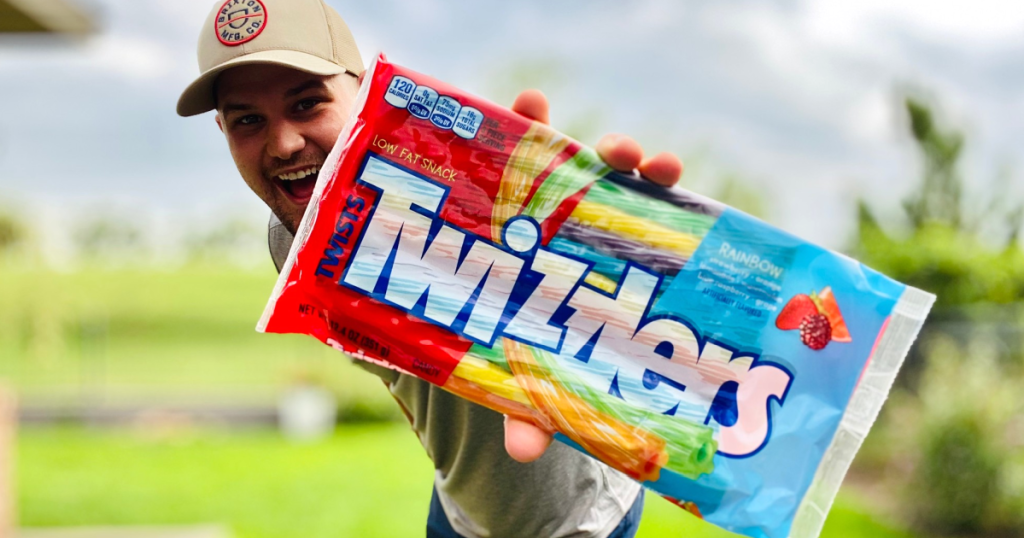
[427,486,645,538]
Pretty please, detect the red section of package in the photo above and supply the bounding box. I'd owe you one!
[259,58,588,385]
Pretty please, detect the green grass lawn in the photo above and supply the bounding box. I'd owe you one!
[19,424,917,538]
[0,263,399,416]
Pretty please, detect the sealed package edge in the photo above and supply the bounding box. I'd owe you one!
[258,54,935,538]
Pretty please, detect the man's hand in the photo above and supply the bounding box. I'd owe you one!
[503,89,684,463]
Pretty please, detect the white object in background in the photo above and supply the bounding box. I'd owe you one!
[278,385,336,441]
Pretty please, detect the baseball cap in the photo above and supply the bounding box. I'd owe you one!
[176,0,364,117]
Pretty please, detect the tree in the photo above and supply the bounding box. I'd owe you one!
[901,98,965,230]
[855,97,1024,308]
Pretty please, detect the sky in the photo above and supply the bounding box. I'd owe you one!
[0,0,1022,256]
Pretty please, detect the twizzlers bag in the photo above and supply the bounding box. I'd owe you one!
[259,54,934,538]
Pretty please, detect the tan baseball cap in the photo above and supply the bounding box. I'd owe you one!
[176,0,364,117]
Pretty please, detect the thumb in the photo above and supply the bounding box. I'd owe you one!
[504,415,553,463]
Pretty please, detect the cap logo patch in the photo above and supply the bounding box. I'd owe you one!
[215,0,267,46]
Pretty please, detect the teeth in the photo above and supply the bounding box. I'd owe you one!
[278,166,319,181]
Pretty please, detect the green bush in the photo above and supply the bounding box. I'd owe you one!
[913,413,1001,533]
[857,219,1024,309]
[903,336,1024,536]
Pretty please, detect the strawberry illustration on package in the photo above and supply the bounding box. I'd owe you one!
[777,287,853,350]
[258,55,935,538]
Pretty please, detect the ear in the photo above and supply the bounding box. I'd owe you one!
[215,114,224,133]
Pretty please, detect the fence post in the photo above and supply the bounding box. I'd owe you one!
[0,385,16,538]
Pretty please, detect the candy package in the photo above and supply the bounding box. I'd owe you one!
[258,54,934,538]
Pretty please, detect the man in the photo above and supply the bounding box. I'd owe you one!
[177,1,684,536]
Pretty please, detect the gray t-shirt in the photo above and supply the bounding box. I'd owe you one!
[270,214,641,538]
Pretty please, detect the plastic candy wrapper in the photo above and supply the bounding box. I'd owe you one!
[258,54,935,538]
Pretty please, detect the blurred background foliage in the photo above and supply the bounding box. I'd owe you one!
[856,97,1024,310]
[850,97,1024,538]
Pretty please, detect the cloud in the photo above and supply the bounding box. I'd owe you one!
[87,35,175,80]
[803,0,1024,47]
[1,0,1022,250]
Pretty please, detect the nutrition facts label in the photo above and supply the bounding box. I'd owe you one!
[385,75,483,140]
[409,86,438,119]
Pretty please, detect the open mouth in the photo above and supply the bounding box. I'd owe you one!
[273,165,320,206]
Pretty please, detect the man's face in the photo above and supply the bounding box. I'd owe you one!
[215,64,359,234]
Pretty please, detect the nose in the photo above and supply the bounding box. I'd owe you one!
[266,119,305,161]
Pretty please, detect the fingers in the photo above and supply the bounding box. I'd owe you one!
[596,133,684,187]
[596,133,643,172]
[511,89,550,125]
[639,152,684,187]
[504,415,553,463]
[513,96,684,187]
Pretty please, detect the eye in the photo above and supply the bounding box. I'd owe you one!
[295,98,321,112]
[235,114,263,127]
